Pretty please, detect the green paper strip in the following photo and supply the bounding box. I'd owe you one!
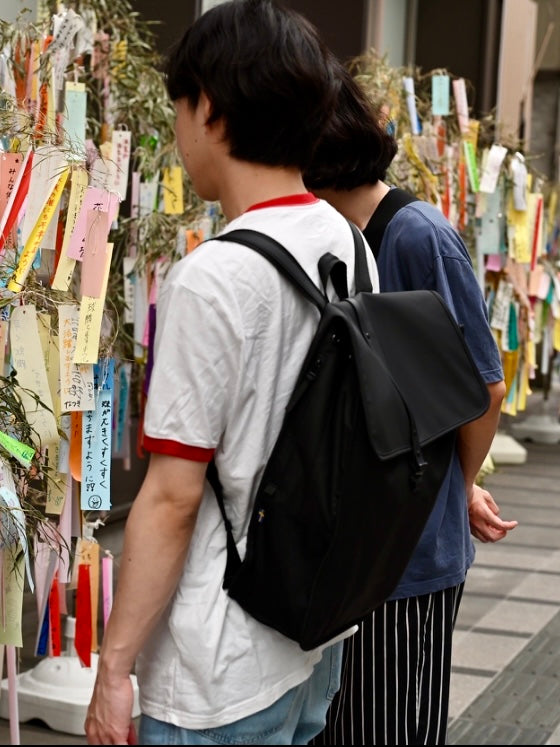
[463,140,480,193]
[508,302,519,351]
[0,430,35,468]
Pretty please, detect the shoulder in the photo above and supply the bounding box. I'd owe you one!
[384,201,471,262]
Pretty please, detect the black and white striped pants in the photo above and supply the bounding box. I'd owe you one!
[310,583,464,745]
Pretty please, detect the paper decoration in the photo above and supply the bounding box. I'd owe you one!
[75,563,92,666]
[58,304,95,412]
[403,76,420,135]
[51,165,89,291]
[0,149,33,255]
[452,78,470,134]
[0,432,34,468]
[8,167,70,292]
[109,129,132,201]
[479,144,508,194]
[64,81,87,161]
[162,166,184,214]
[0,487,33,592]
[75,243,113,364]
[511,153,528,211]
[431,74,450,115]
[0,546,25,645]
[463,140,480,193]
[9,305,59,446]
[102,553,113,629]
[81,389,113,511]
[66,186,119,261]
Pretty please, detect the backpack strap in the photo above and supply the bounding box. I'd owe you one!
[363,187,419,259]
[206,459,242,588]
[214,221,371,304]
[318,222,373,298]
[348,221,373,293]
[213,229,327,311]
[318,252,349,299]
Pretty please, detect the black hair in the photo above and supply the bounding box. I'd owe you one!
[164,0,339,170]
[303,65,398,191]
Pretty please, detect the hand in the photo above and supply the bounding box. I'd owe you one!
[84,669,135,745]
[467,483,518,543]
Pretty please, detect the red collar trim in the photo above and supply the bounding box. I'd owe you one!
[245,193,318,212]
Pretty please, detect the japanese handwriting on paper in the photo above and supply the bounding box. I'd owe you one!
[8,306,59,446]
[80,390,112,511]
[58,304,95,412]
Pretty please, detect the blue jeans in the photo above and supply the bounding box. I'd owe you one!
[138,641,343,745]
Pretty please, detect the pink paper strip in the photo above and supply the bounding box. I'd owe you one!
[102,554,113,628]
[80,209,110,297]
[66,187,119,261]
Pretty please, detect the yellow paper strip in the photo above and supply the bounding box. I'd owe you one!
[51,166,89,291]
[9,305,59,446]
[0,546,24,646]
[45,443,68,516]
[554,318,560,352]
[162,166,184,215]
[8,167,70,292]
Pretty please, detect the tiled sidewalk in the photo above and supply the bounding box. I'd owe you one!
[448,435,560,745]
[1,399,559,744]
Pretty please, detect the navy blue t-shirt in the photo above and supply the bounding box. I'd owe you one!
[370,197,504,599]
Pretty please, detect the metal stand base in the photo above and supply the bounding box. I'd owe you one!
[510,413,560,445]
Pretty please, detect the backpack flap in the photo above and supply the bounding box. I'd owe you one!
[347,289,490,459]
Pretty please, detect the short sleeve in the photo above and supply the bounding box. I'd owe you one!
[142,265,243,457]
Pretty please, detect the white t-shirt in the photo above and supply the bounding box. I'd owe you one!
[138,195,379,729]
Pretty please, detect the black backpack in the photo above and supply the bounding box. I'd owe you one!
[208,220,489,651]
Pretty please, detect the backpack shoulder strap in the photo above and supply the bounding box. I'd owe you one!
[212,228,326,311]
[363,188,419,259]
[206,459,242,588]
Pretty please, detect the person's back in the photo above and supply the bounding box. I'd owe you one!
[304,66,517,745]
[85,2,378,745]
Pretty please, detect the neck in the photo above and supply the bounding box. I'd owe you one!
[217,160,308,222]
[314,181,390,230]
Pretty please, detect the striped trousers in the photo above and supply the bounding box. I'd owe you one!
[310,583,464,745]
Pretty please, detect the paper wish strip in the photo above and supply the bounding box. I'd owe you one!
[74,242,113,365]
[8,305,59,446]
[58,304,95,412]
[51,165,89,291]
[81,389,113,512]
[8,167,69,292]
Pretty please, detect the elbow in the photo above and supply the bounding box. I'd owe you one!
[488,379,506,413]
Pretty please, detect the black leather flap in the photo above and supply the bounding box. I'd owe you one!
[341,289,490,458]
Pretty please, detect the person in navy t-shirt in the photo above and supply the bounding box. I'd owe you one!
[304,66,518,746]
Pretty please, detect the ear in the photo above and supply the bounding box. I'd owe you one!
[199,90,214,126]
[199,90,226,142]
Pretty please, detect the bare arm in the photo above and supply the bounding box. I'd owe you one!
[457,380,506,488]
[85,453,207,744]
[457,379,518,542]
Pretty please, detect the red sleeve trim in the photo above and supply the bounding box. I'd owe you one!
[142,435,215,462]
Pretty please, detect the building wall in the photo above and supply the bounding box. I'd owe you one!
[131,0,366,64]
[413,0,502,119]
[1,0,38,22]
[530,0,560,181]
[496,0,538,147]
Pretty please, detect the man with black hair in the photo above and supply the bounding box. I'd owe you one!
[304,67,518,746]
[84,2,377,745]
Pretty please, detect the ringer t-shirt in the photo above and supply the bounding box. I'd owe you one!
[137,195,378,729]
